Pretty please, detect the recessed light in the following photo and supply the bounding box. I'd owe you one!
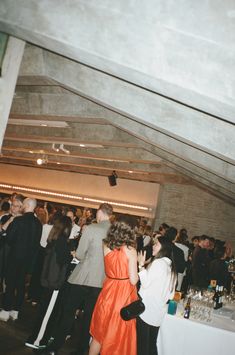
[79,144,85,147]
[128,170,133,173]
[40,124,48,127]
[56,162,61,165]
[29,151,33,154]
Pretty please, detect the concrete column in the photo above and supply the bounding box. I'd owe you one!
[0,35,25,151]
[153,184,165,231]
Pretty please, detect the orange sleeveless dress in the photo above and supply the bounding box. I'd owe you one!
[90,246,138,355]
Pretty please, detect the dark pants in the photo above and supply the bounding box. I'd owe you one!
[0,242,10,284]
[27,247,45,303]
[28,288,55,344]
[137,316,160,355]
[3,259,27,311]
[49,283,101,353]
[29,284,68,345]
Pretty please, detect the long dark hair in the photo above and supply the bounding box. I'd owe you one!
[152,236,177,289]
[175,228,188,245]
[47,215,72,243]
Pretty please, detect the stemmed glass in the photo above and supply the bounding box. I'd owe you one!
[184,287,213,322]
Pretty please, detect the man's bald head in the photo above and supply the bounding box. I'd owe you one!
[23,198,37,213]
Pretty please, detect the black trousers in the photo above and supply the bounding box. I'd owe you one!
[0,242,10,285]
[3,259,27,311]
[137,316,160,355]
[27,247,45,303]
[49,283,101,353]
[28,288,57,345]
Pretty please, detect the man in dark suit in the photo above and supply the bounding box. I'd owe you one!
[192,235,210,288]
[0,198,42,322]
[165,227,186,274]
[0,194,24,293]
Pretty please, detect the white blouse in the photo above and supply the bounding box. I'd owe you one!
[139,257,175,327]
[69,223,81,239]
[40,224,53,248]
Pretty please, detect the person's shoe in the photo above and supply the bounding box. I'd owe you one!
[25,341,39,349]
[25,339,47,350]
[0,310,10,322]
[9,310,19,321]
[25,336,37,349]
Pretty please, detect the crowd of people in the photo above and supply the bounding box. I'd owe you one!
[0,193,234,355]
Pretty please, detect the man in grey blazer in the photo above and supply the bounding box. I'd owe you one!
[41,203,113,355]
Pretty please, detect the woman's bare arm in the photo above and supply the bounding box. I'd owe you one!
[125,246,138,285]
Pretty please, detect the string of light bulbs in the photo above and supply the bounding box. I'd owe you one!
[0,183,151,211]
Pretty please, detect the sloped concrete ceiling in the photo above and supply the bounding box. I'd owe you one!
[0,0,234,204]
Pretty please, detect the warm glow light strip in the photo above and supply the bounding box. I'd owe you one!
[0,183,150,211]
[0,183,82,200]
[84,197,149,211]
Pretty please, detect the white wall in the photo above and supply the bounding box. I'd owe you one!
[0,163,159,217]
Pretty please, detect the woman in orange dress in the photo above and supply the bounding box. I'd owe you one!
[89,221,138,355]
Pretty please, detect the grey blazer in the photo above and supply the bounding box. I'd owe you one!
[68,220,111,288]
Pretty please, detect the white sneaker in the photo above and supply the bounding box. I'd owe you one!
[9,310,19,321]
[0,310,10,322]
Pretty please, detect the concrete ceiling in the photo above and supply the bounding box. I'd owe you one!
[0,0,234,204]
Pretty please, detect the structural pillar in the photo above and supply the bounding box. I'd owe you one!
[0,34,25,151]
[153,184,165,231]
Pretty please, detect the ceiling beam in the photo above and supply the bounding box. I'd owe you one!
[2,144,163,165]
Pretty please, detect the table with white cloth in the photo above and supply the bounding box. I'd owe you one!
[158,305,235,355]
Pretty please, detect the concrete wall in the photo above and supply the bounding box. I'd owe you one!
[0,163,159,218]
[155,183,235,249]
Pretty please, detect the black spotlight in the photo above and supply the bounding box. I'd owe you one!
[108,171,118,186]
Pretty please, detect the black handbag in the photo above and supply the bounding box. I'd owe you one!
[120,298,145,321]
[120,286,145,321]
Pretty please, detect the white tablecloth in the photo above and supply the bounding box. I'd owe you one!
[158,308,235,355]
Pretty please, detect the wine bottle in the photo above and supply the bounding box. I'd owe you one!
[183,297,191,319]
[213,285,223,309]
[218,286,224,308]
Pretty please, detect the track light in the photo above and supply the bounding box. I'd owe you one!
[36,158,44,165]
[108,171,118,186]
[59,144,70,154]
[36,155,48,165]
[52,143,60,152]
[52,143,70,154]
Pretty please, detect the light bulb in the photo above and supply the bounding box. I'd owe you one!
[37,158,43,165]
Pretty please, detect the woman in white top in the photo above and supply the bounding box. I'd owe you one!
[137,236,176,355]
